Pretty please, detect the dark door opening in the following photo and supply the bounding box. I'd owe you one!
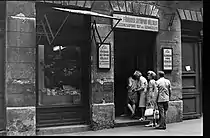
[36,3,91,127]
[114,28,157,117]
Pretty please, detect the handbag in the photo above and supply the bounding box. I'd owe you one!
[144,108,154,117]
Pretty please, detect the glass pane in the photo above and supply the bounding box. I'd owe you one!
[39,45,82,106]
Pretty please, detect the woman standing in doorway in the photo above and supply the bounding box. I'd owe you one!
[127,75,138,118]
[133,70,148,121]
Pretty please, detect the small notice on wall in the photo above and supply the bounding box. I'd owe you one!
[163,48,173,71]
[98,44,111,69]
[185,66,191,71]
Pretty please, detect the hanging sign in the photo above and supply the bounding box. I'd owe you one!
[113,14,159,32]
[163,48,173,71]
[98,43,111,69]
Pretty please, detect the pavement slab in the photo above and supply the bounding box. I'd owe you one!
[49,117,203,136]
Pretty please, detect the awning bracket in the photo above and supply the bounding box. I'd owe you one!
[52,7,122,47]
[90,22,98,45]
[93,20,103,44]
[91,18,121,47]
[100,19,121,47]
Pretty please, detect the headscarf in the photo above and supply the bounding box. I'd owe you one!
[133,70,142,77]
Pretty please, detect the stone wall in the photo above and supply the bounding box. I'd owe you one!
[155,3,183,123]
[90,1,115,130]
[5,1,36,135]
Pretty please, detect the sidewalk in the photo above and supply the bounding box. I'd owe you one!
[51,117,203,136]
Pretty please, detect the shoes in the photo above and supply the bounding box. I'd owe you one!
[155,126,166,130]
[130,113,135,119]
[139,117,145,121]
[152,123,158,127]
[145,123,153,127]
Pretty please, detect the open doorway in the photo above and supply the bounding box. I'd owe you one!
[114,28,157,117]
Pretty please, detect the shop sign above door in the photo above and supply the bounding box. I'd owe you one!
[113,14,159,32]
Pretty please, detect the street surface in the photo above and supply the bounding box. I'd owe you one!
[52,117,203,136]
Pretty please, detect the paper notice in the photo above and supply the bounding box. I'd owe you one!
[185,66,191,71]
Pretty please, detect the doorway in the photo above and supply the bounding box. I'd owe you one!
[114,28,157,117]
[36,3,91,127]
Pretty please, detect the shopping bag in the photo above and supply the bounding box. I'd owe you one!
[144,108,154,117]
[154,109,159,119]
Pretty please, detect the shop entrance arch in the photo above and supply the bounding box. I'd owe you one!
[114,28,157,117]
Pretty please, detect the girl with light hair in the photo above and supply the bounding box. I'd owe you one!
[145,70,159,127]
[133,70,148,121]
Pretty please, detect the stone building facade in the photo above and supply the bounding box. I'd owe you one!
[0,1,203,136]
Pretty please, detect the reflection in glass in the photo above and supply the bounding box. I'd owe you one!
[38,45,82,106]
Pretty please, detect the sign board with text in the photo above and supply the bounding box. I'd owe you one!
[113,14,159,32]
[163,48,173,71]
[98,43,111,69]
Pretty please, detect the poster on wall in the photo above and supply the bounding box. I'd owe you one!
[163,48,173,71]
[98,43,111,69]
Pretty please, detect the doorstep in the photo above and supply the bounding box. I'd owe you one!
[114,116,150,127]
[37,117,150,135]
[36,124,90,135]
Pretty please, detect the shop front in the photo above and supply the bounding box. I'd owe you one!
[1,1,203,136]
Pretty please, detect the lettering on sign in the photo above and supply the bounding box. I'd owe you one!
[98,44,111,69]
[113,14,159,32]
[163,48,173,71]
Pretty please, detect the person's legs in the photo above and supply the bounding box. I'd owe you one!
[142,107,146,119]
[162,102,169,128]
[139,107,146,121]
[132,104,136,115]
[157,102,164,128]
[156,102,168,129]
[127,103,134,115]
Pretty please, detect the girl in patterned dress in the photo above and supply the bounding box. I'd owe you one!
[145,71,158,127]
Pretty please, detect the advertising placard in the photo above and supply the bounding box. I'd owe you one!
[98,44,111,69]
[163,48,173,71]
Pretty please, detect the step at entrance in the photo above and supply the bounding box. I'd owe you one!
[36,124,90,135]
[115,116,150,127]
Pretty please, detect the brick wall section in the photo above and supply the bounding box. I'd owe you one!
[5,1,36,135]
[90,1,115,130]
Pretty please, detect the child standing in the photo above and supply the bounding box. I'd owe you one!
[145,71,158,127]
